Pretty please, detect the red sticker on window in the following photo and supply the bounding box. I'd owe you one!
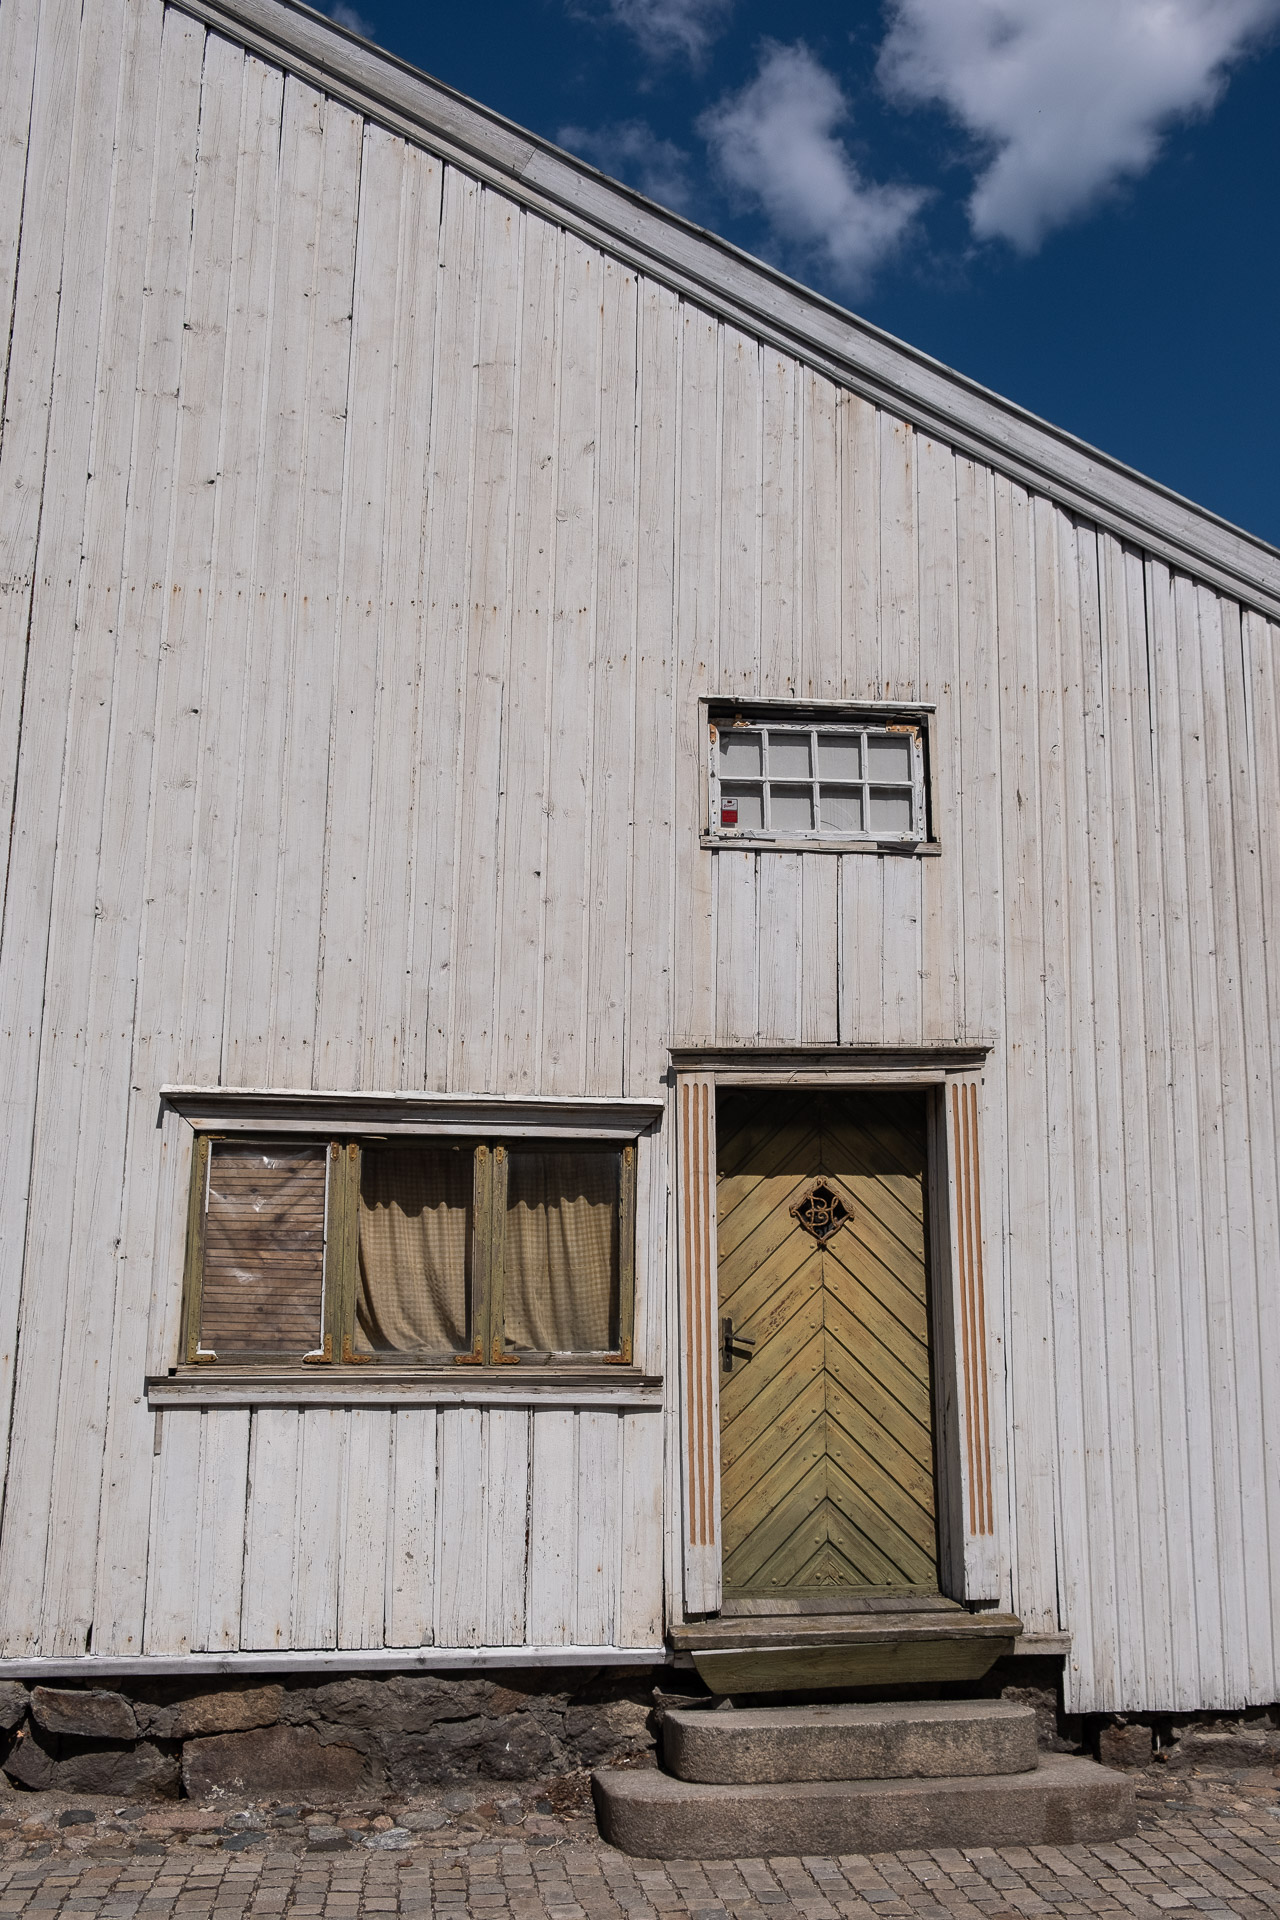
[721,798,738,827]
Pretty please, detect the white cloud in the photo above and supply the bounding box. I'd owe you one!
[879,0,1280,251]
[323,0,375,37]
[591,0,733,63]
[700,43,927,294]
[558,121,694,212]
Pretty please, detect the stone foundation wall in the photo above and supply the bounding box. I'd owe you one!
[1,1665,1275,1802]
[0,1669,666,1800]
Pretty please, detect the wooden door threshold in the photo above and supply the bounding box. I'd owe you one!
[670,1610,1022,1695]
[721,1593,962,1617]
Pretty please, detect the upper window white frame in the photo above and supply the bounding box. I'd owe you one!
[705,704,932,850]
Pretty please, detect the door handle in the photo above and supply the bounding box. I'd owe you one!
[722,1316,756,1372]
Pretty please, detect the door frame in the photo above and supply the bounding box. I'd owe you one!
[670,1046,1004,1621]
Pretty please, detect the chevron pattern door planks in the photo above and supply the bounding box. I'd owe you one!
[717,1089,939,1598]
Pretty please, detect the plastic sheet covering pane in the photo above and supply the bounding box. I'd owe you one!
[200,1144,327,1354]
[504,1150,620,1353]
[357,1147,471,1353]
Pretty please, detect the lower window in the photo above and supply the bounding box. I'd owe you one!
[181,1134,636,1369]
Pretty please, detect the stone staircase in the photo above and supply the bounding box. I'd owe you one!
[593,1700,1137,1858]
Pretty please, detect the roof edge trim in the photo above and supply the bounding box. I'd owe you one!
[168,0,1280,622]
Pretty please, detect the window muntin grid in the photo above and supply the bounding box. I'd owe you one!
[709,718,925,843]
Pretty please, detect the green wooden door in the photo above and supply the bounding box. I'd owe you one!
[717,1089,939,1599]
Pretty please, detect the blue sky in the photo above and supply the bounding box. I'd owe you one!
[327,0,1280,548]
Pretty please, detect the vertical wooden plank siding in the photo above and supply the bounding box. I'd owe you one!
[1,0,1279,1715]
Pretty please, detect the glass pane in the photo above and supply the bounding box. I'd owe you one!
[866,733,912,783]
[868,786,914,834]
[770,785,815,832]
[819,785,862,832]
[767,731,812,780]
[719,785,763,830]
[505,1150,620,1353]
[719,730,762,777]
[200,1144,326,1356]
[817,733,860,781]
[357,1147,471,1353]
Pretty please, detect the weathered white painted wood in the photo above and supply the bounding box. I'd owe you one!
[617,1413,664,1647]
[410,165,479,1095]
[436,1407,485,1646]
[800,368,840,700]
[800,858,839,1044]
[715,851,756,1044]
[359,142,443,1091]
[0,0,150,1654]
[449,187,521,1094]
[494,212,559,1094]
[1032,500,1093,1677]
[194,1410,252,1654]
[574,1411,619,1646]
[45,2,204,1659]
[719,327,760,699]
[526,1409,577,1644]
[484,1408,530,1646]
[240,1411,300,1649]
[672,307,718,1045]
[541,234,601,1097]
[337,1409,391,1649]
[185,50,285,1086]
[760,350,798,694]
[584,253,638,1095]
[757,852,802,1044]
[624,278,679,1093]
[840,392,880,697]
[222,74,330,1090]
[293,1409,344,1648]
[93,26,250,1657]
[1106,542,1179,1709]
[275,93,361,1090]
[386,1408,437,1648]
[993,474,1058,1636]
[916,434,961,1043]
[315,120,406,1093]
[142,1410,204,1655]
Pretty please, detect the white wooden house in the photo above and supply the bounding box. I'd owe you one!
[1,0,1279,1742]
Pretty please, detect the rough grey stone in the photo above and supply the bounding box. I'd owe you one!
[399,1808,451,1830]
[0,1683,28,1731]
[1163,1722,1280,1770]
[2,1722,176,1797]
[1097,1720,1155,1769]
[30,1687,137,1741]
[594,1752,1138,1859]
[664,1700,1038,1785]
[284,1674,497,1735]
[182,1724,369,1799]
[149,1685,283,1740]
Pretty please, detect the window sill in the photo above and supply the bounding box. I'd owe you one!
[701,834,941,857]
[147,1369,664,1411]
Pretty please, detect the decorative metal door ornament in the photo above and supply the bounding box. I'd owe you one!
[789,1179,851,1243]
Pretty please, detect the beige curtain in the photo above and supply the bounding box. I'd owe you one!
[504,1151,618,1353]
[357,1148,471,1353]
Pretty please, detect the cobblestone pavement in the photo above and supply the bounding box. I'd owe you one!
[0,1770,1276,1920]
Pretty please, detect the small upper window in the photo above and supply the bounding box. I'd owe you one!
[708,712,927,845]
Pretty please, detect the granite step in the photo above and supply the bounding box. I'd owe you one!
[663,1699,1039,1784]
[593,1752,1137,1859]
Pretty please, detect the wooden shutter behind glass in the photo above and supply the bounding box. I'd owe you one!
[199,1143,327,1355]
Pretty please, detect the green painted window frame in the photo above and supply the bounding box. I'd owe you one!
[180,1133,637,1371]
